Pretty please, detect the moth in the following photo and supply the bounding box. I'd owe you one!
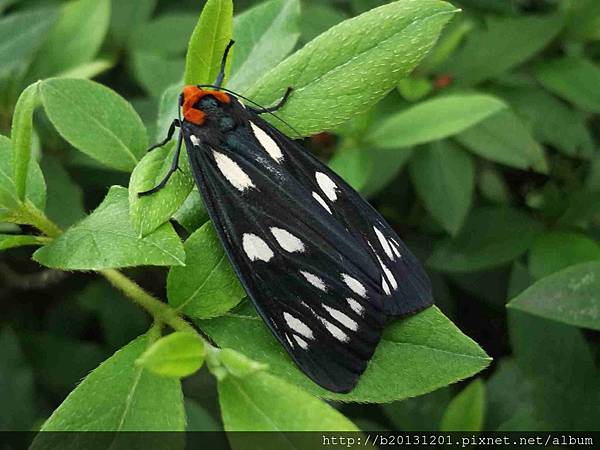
[140,41,433,393]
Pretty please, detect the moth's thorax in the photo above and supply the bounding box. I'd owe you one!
[181,85,231,126]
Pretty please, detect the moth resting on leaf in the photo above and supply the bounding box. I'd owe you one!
[140,41,433,393]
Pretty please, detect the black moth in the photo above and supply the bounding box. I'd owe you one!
[140,41,433,393]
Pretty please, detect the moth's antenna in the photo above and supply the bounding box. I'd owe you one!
[214,40,235,89]
[196,84,302,139]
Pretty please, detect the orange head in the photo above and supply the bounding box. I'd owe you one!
[181,86,231,125]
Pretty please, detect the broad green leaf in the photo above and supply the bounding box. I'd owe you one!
[41,155,85,229]
[382,388,450,431]
[0,328,35,431]
[168,221,245,319]
[509,311,600,430]
[33,186,185,270]
[0,135,46,220]
[185,399,221,431]
[130,13,198,55]
[486,358,536,431]
[299,3,347,46]
[508,261,600,331]
[442,14,562,86]
[246,0,458,136]
[128,142,193,237]
[497,85,593,158]
[0,234,42,250]
[200,303,490,402]
[366,94,505,149]
[173,189,210,233]
[536,57,600,114]
[397,77,433,102]
[0,8,57,77]
[410,141,474,235]
[26,0,110,80]
[478,167,510,205]
[32,333,185,435]
[527,231,600,280]
[418,16,473,73]
[184,0,233,85]
[10,82,40,201]
[40,78,148,172]
[439,379,485,431]
[428,207,543,273]
[58,58,115,79]
[219,367,358,431]
[229,0,300,91]
[455,110,548,174]
[131,52,184,95]
[136,332,205,378]
[565,0,600,42]
[156,84,182,141]
[109,0,156,47]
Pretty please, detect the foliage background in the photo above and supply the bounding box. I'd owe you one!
[0,0,599,436]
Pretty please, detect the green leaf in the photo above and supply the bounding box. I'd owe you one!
[527,231,600,280]
[497,85,593,158]
[136,332,205,378]
[184,0,233,85]
[299,3,347,46]
[33,333,185,434]
[130,13,198,55]
[440,379,485,431]
[428,207,543,273]
[382,388,450,431]
[0,135,46,220]
[442,14,563,86]
[200,303,490,402]
[478,167,510,205]
[366,94,506,149]
[0,8,57,77]
[41,156,85,229]
[565,0,600,42]
[228,0,300,91]
[33,186,185,270]
[410,141,474,235]
[128,143,194,237]
[0,327,35,431]
[508,260,600,331]
[172,189,209,233]
[185,398,221,431]
[455,109,548,174]
[156,83,181,141]
[509,311,600,430]
[246,0,458,136]
[10,81,40,201]
[0,234,43,251]
[58,58,115,79]
[397,77,433,102]
[219,367,358,431]
[26,0,110,80]
[109,0,156,47]
[168,221,245,319]
[536,57,600,114]
[40,78,148,172]
[131,52,184,95]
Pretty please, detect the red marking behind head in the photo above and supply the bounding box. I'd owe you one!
[182,86,231,125]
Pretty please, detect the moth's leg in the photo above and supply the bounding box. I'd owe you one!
[138,127,184,197]
[256,87,293,114]
[146,119,180,152]
[214,40,235,89]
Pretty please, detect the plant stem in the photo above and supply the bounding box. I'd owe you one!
[100,268,196,334]
[18,202,63,238]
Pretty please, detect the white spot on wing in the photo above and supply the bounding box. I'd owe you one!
[319,317,349,342]
[270,227,305,253]
[377,255,398,291]
[347,298,365,315]
[312,192,332,214]
[250,122,284,162]
[323,305,358,331]
[213,151,255,191]
[381,276,391,295]
[293,335,309,350]
[390,238,402,258]
[300,271,327,292]
[283,312,314,339]
[374,226,394,260]
[242,233,274,262]
[190,135,200,146]
[341,273,367,298]
[316,172,338,201]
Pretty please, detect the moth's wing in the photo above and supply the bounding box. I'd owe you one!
[184,124,388,393]
[250,114,433,318]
